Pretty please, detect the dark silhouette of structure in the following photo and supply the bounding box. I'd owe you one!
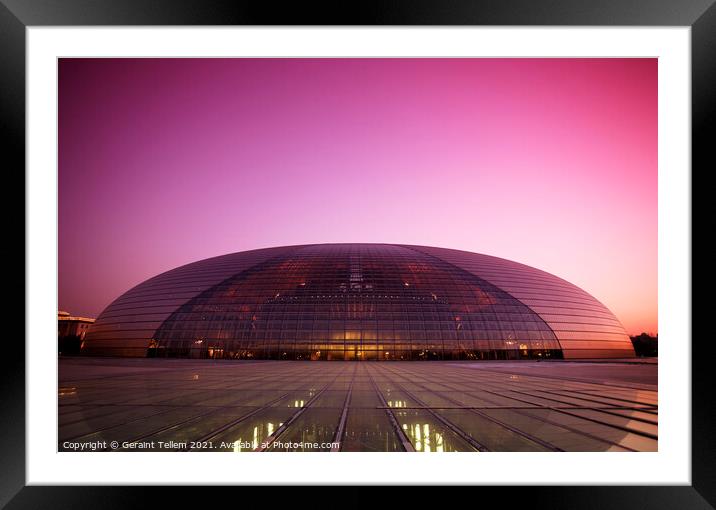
[630,333,658,357]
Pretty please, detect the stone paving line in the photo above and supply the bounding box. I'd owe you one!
[58,358,658,452]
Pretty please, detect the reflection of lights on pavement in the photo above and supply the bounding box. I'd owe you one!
[403,423,446,452]
[233,421,284,452]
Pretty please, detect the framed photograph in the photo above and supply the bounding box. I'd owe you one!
[6,0,708,506]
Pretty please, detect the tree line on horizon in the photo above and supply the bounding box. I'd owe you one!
[630,333,658,357]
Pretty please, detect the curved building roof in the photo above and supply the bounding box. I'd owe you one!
[84,244,634,360]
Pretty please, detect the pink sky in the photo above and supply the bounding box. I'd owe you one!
[59,58,657,335]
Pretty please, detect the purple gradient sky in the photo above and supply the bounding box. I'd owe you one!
[59,58,657,335]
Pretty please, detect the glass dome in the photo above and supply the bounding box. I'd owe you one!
[84,244,634,360]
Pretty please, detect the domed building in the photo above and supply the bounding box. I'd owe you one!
[83,244,634,360]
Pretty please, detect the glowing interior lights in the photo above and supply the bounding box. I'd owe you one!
[58,387,77,396]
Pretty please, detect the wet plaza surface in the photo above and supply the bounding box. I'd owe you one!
[58,358,657,452]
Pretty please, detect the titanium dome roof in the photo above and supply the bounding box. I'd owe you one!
[84,244,635,360]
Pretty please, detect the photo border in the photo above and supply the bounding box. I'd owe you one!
[4,0,708,506]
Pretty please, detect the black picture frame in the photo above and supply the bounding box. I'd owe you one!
[4,0,708,506]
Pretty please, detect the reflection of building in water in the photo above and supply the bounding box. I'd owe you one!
[58,352,658,452]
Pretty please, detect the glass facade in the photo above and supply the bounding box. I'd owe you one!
[84,244,635,359]
[409,245,636,359]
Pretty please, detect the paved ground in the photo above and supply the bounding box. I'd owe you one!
[58,358,658,452]
[458,360,657,390]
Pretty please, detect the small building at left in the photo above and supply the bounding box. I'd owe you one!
[58,311,95,355]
